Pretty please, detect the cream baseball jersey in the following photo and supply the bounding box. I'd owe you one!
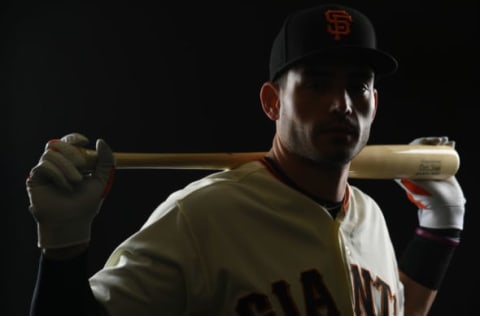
[89,160,404,315]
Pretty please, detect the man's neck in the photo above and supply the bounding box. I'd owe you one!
[266,145,349,203]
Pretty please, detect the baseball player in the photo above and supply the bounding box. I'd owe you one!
[26,4,466,316]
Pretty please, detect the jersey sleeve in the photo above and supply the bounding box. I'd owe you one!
[88,200,209,316]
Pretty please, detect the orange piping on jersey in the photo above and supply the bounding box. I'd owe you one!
[341,184,351,214]
[259,157,281,180]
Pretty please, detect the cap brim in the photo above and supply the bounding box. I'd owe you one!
[272,47,398,80]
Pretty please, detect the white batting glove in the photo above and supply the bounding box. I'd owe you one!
[395,137,466,230]
[26,133,115,249]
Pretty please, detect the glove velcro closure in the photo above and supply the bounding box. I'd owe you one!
[418,205,465,230]
[37,220,92,249]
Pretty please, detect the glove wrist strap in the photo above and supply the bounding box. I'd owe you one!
[415,227,460,246]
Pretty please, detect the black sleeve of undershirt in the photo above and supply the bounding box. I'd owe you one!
[30,250,105,316]
[399,228,459,290]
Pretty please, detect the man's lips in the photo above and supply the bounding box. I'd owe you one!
[320,124,358,135]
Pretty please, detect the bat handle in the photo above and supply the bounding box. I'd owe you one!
[77,146,267,171]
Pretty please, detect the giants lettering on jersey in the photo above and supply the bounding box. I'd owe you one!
[235,265,398,315]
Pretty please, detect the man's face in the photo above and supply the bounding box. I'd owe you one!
[275,58,378,166]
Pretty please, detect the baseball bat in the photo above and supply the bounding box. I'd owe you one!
[78,144,459,180]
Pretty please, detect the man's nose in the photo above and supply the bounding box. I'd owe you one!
[329,90,353,114]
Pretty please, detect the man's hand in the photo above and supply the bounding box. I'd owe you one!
[395,137,466,231]
[26,133,115,249]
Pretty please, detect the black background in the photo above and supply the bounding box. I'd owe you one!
[2,1,477,315]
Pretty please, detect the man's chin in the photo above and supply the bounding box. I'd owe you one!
[323,142,360,163]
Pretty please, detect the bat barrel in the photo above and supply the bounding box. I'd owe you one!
[348,145,459,180]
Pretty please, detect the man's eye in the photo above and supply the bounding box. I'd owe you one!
[348,84,370,93]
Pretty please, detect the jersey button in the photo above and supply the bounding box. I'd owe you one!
[345,246,352,256]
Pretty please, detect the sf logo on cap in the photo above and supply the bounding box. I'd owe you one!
[325,9,352,40]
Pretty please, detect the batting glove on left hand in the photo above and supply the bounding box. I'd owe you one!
[26,133,115,249]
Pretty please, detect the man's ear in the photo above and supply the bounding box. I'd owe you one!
[259,81,280,121]
[372,88,379,119]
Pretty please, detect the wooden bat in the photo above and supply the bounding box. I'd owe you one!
[79,144,460,180]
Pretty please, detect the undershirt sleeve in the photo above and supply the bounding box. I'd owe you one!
[30,250,106,316]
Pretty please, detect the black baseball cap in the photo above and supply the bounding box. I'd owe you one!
[269,4,398,81]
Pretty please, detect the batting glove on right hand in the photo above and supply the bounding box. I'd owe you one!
[395,136,466,230]
[26,133,115,249]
